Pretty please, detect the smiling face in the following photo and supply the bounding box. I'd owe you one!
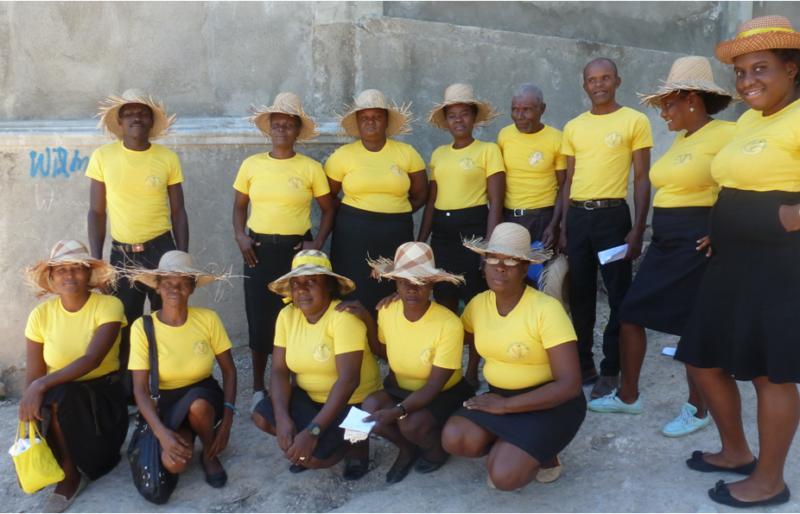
[396,277,433,309]
[156,275,195,308]
[118,103,154,138]
[734,50,799,116]
[659,92,694,132]
[269,112,300,148]
[583,60,621,107]
[50,263,91,296]
[511,94,545,134]
[356,108,389,141]
[290,274,332,319]
[445,103,476,139]
[483,253,529,296]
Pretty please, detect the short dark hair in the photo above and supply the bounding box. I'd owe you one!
[678,91,732,116]
[326,275,342,300]
[771,48,800,91]
[444,103,479,117]
[584,58,618,81]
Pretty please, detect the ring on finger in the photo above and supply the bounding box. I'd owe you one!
[299,456,306,461]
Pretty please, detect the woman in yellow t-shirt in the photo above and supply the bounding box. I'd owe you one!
[233,93,335,413]
[336,242,473,484]
[325,90,429,314]
[253,250,382,481]
[590,57,736,437]
[675,17,800,508]
[441,223,586,492]
[20,240,126,511]
[419,84,506,314]
[127,251,237,496]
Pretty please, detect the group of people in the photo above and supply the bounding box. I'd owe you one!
[17,15,800,510]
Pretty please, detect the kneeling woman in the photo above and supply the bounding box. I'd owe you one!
[128,251,237,491]
[21,240,127,513]
[337,242,474,484]
[442,223,586,491]
[253,250,382,481]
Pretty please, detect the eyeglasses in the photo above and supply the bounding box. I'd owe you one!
[485,257,520,266]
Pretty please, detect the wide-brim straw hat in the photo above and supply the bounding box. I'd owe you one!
[247,92,320,142]
[427,83,501,130]
[463,222,552,264]
[337,89,414,139]
[716,15,800,65]
[368,242,464,286]
[269,250,356,298]
[96,88,176,140]
[127,251,224,289]
[638,56,738,107]
[26,239,117,299]
[539,254,570,313]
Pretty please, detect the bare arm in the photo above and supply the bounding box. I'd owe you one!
[417,180,437,243]
[88,179,107,259]
[269,347,296,453]
[364,365,455,427]
[541,169,567,249]
[327,178,343,210]
[299,193,336,251]
[407,169,430,214]
[232,191,260,268]
[464,331,481,391]
[557,157,576,255]
[624,148,652,261]
[207,349,237,460]
[168,183,189,252]
[485,172,506,239]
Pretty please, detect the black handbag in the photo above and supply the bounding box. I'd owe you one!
[127,315,178,504]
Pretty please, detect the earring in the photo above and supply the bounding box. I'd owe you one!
[690,106,695,112]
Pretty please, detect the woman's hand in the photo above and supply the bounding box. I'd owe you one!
[334,300,371,321]
[696,236,713,257]
[286,428,318,465]
[18,380,46,422]
[275,417,297,454]
[295,240,323,251]
[363,407,402,431]
[206,418,232,461]
[463,393,508,415]
[376,293,400,310]
[156,428,193,466]
[236,233,260,268]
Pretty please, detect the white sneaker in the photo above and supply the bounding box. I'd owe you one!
[251,390,266,414]
[662,402,710,437]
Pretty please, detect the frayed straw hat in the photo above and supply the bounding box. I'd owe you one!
[247,92,320,142]
[26,240,117,299]
[716,15,800,65]
[539,254,570,313]
[126,251,226,289]
[427,83,501,130]
[337,89,414,139]
[269,250,355,298]
[96,88,176,140]
[368,242,464,286]
[463,223,552,264]
[638,56,738,108]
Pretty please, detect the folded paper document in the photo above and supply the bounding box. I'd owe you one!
[597,243,647,265]
[339,406,376,443]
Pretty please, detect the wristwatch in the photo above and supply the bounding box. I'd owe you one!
[307,423,322,437]
[396,404,408,420]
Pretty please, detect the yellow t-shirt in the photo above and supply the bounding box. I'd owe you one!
[562,107,653,201]
[128,307,232,390]
[275,300,382,404]
[233,152,330,235]
[498,124,568,209]
[429,140,505,210]
[711,99,800,192]
[24,293,127,381]
[377,301,464,392]
[85,142,183,244]
[324,139,426,213]
[650,120,735,208]
[461,287,576,390]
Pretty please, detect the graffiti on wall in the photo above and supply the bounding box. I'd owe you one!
[29,148,89,178]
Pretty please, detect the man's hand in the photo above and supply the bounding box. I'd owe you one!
[623,228,644,260]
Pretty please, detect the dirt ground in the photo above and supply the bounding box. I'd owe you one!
[2,295,799,513]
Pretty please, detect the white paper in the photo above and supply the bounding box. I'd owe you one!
[8,438,40,457]
[598,243,646,265]
[661,347,677,356]
[339,406,376,442]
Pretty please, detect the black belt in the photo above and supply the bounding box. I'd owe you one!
[570,199,624,210]
[249,231,304,245]
[504,206,554,217]
[112,232,173,253]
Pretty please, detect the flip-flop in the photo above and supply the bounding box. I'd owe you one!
[708,479,790,507]
[686,451,757,475]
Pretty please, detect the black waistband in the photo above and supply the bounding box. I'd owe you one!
[503,206,554,217]
[652,206,712,217]
[719,187,800,202]
[339,203,413,222]
[434,204,488,218]
[488,381,549,397]
[112,232,173,253]
[248,230,308,245]
[570,199,625,210]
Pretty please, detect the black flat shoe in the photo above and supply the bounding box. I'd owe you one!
[386,451,421,485]
[415,455,448,475]
[342,458,370,481]
[708,479,790,508]
[686,451,758,475]
[202,455,228,488]
[289,463,309,474]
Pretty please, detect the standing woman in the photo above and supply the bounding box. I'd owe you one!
[325,89,429,314]
[20,240,127,513]
[676,16,800,507]
[589,56,736,439]
[419,84,506,314]
[233,93,335,412]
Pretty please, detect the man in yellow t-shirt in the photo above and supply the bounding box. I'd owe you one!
[498,83,568,248]
[86,89,189,400]
[559,59,653,398]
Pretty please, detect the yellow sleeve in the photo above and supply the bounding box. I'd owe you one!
[274,308,289,349]
[97,296,128,328]
[431,316,464,370]
[721,122,737,145]
[377,308,387,345]
[324,146,347,183]
[207,311,233,355]
[24,305,44,343]
[332,311,368,355]
[232,159,251,195]
[484,143,506,177]
[310,161,331,197]
[428,149,438,181]
[538,298,578,349]
[166,152,184,186]
[84,149,104,182]
[561,124,576,157]
[461,298,476,334]
[631,112,654,151]
[555,138,568,170]
[496,128,507,151]
[127,318,150,371]
[407,145,426,173]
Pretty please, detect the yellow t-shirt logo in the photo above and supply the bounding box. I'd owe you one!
[313,343,332,362]
[288,177,304,190]
[420,348,435,366]
[506,342,530,361]
[528,151,544,166]
[145,175,162,190]
[459,158,475,170]
[742,139,767,155]
[673,154,692,167]
[193,341,210,357]
[605,132,623,148]
[390,165,404,176]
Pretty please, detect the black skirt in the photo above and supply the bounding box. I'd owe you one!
[157,376,224,431]
[254,388,358,460]
[430,205,489,303]
[382,377,474,428]
[676,188,800,383]
[451,383,586,465]
[618,207,712,335]
[41,373,128,481]
[330,204,414,313]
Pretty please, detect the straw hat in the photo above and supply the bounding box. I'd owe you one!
[539,255,570,313]
[269,250,356,298]
[247,92,320,142]
[368,242,464,286]
[127,251,225,289]
[427,83,501,130]
[638,56,738,108]
[26,240,117,299]
[716,15,800,65]
[337,89,414,139]
[96,88,176,140]
[463,223,552,264]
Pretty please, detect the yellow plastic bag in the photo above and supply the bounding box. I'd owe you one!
[12,421,65,494]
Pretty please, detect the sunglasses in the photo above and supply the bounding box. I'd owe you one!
[485,257,521,266]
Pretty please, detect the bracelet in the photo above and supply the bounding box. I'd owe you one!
[396,403,408,420]
[223,402,237,414]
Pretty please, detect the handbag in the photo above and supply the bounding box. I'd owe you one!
[13,421,66,493]
[127,315,178,504]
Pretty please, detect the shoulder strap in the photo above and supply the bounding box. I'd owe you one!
[142,315,160,405]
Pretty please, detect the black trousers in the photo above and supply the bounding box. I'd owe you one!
[566,203,632,377]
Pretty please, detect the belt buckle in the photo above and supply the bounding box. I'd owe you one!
[513,208,524,217]
[583,201,595,211]
[132,244,145,252]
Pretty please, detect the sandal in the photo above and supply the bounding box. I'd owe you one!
[342,458,369,481]
[708,479,790,507]
[686,451,757,475]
